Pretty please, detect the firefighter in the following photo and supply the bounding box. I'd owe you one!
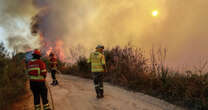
[49,52,59,86]
[27,49,51,110]
[88,45,107,99]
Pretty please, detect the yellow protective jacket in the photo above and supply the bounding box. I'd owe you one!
[88,51,106,72]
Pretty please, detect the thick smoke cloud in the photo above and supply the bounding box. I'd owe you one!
[0,0,39,52]
[1,0,208,66]
[31,0,69,42]
[7,36,31,52]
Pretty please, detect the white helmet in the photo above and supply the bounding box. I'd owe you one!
[96,45,104,49]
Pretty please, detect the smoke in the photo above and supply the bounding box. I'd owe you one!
[1,0,208,66]
[140,0,208,65]
[31,0,69,42]
[0,0,39,52]
[7,36,32,52]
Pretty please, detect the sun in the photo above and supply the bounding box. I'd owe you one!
[152,10,159,17]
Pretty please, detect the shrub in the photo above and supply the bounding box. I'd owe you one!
[0,43,26,110]
[62,45,208,110]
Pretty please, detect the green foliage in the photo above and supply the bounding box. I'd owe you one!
[62,45,208,110]
[0,44,26,110]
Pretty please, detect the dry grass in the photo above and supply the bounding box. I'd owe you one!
[0,43,27,110]
[62,45,208,110]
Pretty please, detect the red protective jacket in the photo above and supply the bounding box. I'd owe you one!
[50,57,57,69]
[27,59,47,82]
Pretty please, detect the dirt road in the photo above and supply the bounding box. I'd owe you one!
[47,75,185,110]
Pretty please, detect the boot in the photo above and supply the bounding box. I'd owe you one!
[50,80,55,85]
[43,104,51,110]
[100,94,104,98]
[95,87,101,99]
[55,80,59,85]
[100,89,104,98]
[52,80,58,86]
[96,94,101,99]
[35,104,41,110]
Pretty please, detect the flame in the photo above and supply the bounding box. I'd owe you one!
[46,47,53,56]
[54,40,66,61]
[38,33,68,62]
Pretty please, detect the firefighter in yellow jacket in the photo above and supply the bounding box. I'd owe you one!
[88,45,107,99]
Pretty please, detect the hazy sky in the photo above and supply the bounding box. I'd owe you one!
[0,27,7,45]
[0,27,4,41]
[0,0,208,68]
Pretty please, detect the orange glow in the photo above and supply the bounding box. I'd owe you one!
[40,33,67,62]
[46,47,53,56]
[54,40,66,61]
[43,40,67,61]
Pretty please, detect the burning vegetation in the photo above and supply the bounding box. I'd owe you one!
[30,2,68,61]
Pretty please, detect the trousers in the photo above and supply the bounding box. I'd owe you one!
[93,72,104,95]
[30,81,49,106]
[51,69,56,80]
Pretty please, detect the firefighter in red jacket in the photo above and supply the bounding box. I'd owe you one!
[27,49,51,110]
[49,52,58,85]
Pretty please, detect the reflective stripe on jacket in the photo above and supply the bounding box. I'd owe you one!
[27,59,47,82]
[88,52,106,72]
